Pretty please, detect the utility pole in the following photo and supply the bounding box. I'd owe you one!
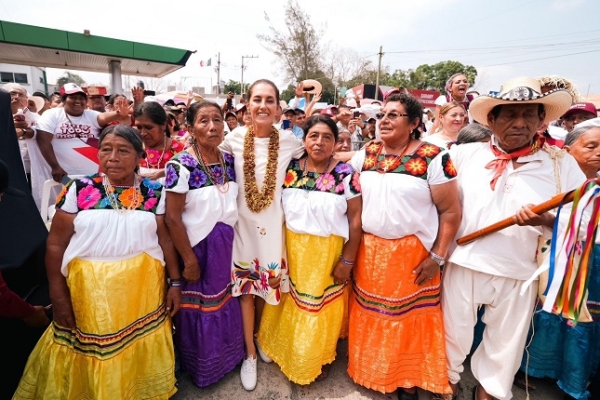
[241,55,258,96]
[216,52,221,95]
[375,46,384,101]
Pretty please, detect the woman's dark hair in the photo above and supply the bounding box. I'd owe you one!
[247,79,280,104]
[456,123,492,145]
[302,115,339,141]
[384,93,423,139]
[107,93,126,106]
[32,91,49,101]
[186,100,223,126]
[98,125,146,173]
[134,101,171,138]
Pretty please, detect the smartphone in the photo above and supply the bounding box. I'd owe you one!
[282,120,291,130]
[226,98,233,110]
[353,111,360,119]
[143,90,156,96]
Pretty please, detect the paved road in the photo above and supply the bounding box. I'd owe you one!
[172,340,564,400]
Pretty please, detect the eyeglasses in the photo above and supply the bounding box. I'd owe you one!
[375,112,410,121]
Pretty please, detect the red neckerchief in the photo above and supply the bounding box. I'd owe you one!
[485,135,545,190]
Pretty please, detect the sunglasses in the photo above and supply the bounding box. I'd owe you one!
[375,112,410,121]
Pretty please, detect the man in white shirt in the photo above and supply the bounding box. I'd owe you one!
[442,77,585,400]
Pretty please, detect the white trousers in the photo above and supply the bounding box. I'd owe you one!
[441,262,537,400]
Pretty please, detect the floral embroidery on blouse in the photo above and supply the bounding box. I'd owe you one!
[165,151,235,190]
[232,257,286,303]
[140,139,185,169]
[55,173,163,213]
[362,141,452,180]
[283,159,361,196]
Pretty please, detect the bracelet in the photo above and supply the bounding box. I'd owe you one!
[167,277,184,287]
[429,251,445,266]
[339,255,355,266]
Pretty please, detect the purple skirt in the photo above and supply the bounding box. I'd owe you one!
[174,222,244,387]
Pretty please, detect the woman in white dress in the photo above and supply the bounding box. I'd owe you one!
[219,79,304,391]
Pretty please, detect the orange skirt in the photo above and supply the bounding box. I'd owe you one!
[348,233,451,395]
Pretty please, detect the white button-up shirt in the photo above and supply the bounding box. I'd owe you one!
[449,138,585,280]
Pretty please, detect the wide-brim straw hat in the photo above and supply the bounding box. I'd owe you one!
[301,79,322,95]
[470,77,573,126]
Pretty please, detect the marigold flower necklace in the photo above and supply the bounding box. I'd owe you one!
[243,125,280,213]
[192,141,229,194]
[102,173,142,213]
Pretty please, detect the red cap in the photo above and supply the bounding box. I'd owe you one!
[319,105,338,117]
[562,102,597,119]
[83,86,108,96]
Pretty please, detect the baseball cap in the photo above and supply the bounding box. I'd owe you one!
[282,107,296,115]
[83,86,108,96]
[562,102,597,119]
[59,83,87,97]
[225,111,236,119]
[235,103,247,113]
[163,99,176,107]
[320,106,338,117]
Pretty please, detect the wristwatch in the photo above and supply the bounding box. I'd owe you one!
[429,251,445,266]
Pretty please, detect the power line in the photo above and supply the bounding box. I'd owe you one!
[480,49,600,67]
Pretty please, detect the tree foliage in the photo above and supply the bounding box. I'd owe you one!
[56,72,86,89]
[257,0,322,83]
[223,79,243,95]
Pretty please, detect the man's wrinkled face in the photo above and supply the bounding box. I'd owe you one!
[488,104,544,152]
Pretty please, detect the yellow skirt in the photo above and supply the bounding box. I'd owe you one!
[14,253,177,400]
[348,234,451,395]
[258,229,348,384]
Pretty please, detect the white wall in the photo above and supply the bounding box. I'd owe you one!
[0,63,47,94]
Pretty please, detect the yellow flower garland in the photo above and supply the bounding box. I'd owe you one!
[243,125,280,213]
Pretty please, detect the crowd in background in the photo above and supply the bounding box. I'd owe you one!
[1,72,600,400]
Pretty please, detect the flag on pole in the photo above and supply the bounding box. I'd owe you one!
[207,58,212,67]
[200,58,212,67]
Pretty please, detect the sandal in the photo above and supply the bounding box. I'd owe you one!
[513,370,537,391]
[397,388,418,400]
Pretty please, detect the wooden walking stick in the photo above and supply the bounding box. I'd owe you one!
[456,189,577,246]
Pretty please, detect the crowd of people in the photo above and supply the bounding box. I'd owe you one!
[1,71,600,400]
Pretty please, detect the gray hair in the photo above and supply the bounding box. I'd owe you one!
[565,122,600,146]
[2,83,27,95]
[456,123,492,145]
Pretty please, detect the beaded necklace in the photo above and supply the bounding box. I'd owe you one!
[102,174,142,213]
[192,143,229,194]
[144,136,168,168]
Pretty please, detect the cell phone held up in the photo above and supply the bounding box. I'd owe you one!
[353,111,360,119]
[282,120,291,130]
[226,97,233,110]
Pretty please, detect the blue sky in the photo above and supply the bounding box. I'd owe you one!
[1,0,598,96]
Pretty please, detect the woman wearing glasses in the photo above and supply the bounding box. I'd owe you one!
[348,93,461,399]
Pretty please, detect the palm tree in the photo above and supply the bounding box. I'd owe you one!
[56,72,86,89]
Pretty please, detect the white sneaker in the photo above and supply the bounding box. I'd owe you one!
[254,338,273,363]
[240,355,257,391]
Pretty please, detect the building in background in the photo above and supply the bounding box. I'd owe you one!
[0,64,48,94]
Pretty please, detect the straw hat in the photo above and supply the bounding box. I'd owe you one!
[470,77,573,126]
[300,79,322,95]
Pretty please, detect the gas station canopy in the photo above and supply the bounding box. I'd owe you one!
[0,20,193,78]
